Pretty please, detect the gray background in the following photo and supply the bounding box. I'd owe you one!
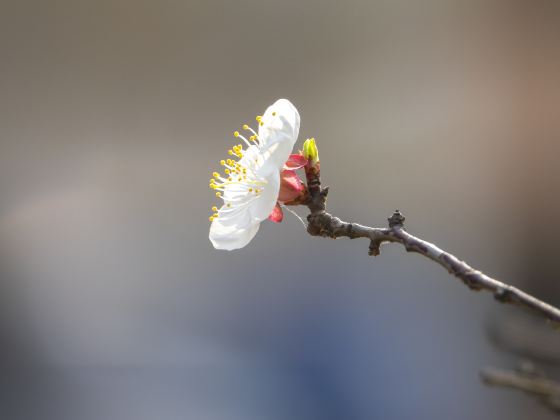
[1,0,559,419]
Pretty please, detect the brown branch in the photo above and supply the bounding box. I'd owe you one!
[300,165,560,327]
[481,366,560,414]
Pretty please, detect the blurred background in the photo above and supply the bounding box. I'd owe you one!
[1,0,559,419]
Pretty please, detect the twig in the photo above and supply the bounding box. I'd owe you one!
[301,166,560,327]
[481,366,560,414]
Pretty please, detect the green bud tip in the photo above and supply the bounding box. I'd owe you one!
[303,138,319,165]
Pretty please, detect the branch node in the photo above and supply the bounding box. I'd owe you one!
[494,287,513,303]
[388,209,405,228]
[368,239,382,256]
[463,272,484,291]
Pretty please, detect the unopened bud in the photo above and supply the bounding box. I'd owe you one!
[302,138,319,166]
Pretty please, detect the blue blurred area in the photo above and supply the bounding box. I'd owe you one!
[1,0,559,419]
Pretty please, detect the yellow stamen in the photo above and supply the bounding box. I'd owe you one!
[211,206,218,212]
[234,131,240,137]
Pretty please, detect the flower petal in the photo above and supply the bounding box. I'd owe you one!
[248,169,280,222]
[209,211,260,251]
[278,169,305,203]
[283,154,308,170]
[268,203,284,223]
[209,150,281,250]
[257,99,300,174]
[238,144,267,175]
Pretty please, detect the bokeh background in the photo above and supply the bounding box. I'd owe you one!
[1,0,560,419]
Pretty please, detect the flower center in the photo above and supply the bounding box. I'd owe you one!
[208,117,268,222]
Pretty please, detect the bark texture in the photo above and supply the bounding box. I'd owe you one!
[301,165,560,327]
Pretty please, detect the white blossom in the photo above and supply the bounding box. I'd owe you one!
[209,99,300,250]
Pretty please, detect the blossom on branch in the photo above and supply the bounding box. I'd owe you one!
[208,99,307,250]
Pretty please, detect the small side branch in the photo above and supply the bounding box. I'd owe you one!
[302,168,560,327]
[481,366,560,413]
